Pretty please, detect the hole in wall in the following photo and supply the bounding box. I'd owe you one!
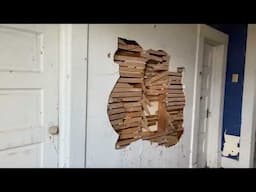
[107,37,186,149]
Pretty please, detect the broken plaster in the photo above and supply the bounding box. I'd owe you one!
[222,132,240,157]
[107,37,185,149]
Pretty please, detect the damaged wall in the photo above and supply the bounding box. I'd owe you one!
[86,24,197,168]
[107,38,185,149]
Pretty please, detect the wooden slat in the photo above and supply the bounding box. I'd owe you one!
[168,85,183,90]
[167,97,185,102]
[116,121,141,130]
[118,44,143,52]
[148,122,157,126]
[147,119,158,123]
[123,102,142,108]
[167,93,185,98]
[146,49,167,56]
[124,106,142,112]
[168,111,180,115]
[119,77,143,83]
[114,55,148,62]
[126,111,143,118]
[119,132,138,139]
[108,97,121,103]
[153,64,169,71]
[116,138,140,146]
[145,89,166,95]
[108,103,123,109]
[147,54,163,62]
[166,101,185,106]
[167,105,184,111]
[148,71,169,84]
[146,96,161,101]
[110,119,123,126]
[146,115,158,119]
[170,79,182,84]
[118,38,126,45]
[167,89,183,94]
[169,76,181,81]
[149,85,166,90]
[115,49,141,57]
[149,137,165,143]
[142,130,172,140]
[119,62,146,68]
[163,136,178,147]
[118,38,140,46]
[115,83,133,88]
[109,113,126,121]
[119,67,145,72]
[173,115,183,121]
[108,108,125,115]
[120,72,144,78]
[118,127,140,134]
[111,92,142,98]
[115,144,129,149]
[141,131,155,138]
[112,87,142,93]
[148,132,176,143]
[168,72,182,77]
[121,97,142,101]
[150,81,169,87]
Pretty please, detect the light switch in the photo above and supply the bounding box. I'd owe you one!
[232,73,239,83]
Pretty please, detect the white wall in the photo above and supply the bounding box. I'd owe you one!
[86,24,198,168]
[238,24,256,168]
[69,24,88,167]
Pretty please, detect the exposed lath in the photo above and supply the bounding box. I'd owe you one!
[107,37,185,149]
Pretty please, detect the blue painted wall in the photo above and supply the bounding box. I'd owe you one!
[208,24,248,159]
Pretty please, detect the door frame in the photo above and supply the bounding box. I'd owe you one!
[58,24,88,168]
[58,24,72,167]
[190,24,229,168]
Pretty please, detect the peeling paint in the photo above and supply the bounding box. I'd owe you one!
[222,132,240,157]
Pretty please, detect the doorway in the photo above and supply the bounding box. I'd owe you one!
[190,24,228,168]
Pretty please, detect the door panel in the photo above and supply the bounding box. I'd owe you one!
[0,24,59,168]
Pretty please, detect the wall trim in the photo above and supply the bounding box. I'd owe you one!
[58,24,72,167]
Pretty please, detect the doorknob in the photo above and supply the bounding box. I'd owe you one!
[48,126,59,135]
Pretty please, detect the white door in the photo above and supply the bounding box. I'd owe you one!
[197,42,213,168]
[0,24,59,168]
